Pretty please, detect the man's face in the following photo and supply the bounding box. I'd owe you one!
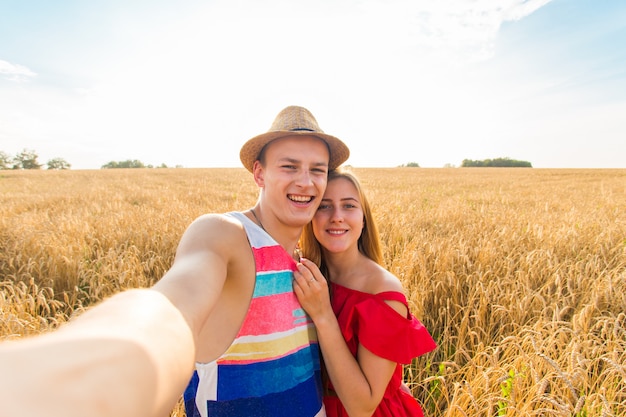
[254,135,330,228]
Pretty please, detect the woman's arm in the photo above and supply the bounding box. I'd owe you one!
[293,259,397,417]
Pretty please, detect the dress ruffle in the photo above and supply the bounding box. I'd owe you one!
[332,283,436,364]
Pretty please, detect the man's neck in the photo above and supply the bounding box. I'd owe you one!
[247,208,303,259]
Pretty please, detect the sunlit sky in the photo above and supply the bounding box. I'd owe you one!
[1,0,625,169]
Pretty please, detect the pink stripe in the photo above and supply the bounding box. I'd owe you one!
[252,245,296,272]
[239,292,305,335]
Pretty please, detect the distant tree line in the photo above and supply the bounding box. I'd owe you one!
[461,158,532,167]
[399,157,533,168]
[0,149,71,170]
[101,160,171,169]
[4,148,532,170]
[0,149,177,170]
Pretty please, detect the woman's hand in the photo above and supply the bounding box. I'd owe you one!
[292,258,333,322]
[294,259,397,417]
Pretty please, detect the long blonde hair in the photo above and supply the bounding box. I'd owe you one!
[301,169,383,278]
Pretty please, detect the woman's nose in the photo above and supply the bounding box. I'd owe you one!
[330,207,343,222]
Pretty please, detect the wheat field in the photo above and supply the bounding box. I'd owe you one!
[1,167,624,416]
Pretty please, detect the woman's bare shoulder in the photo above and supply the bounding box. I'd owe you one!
[367,262,405,294]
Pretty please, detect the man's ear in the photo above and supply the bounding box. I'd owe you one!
[253,160,265,187]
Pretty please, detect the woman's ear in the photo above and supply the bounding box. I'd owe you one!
[253,160,265,187]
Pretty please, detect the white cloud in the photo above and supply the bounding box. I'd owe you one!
[503,0,554,21]
[404,0,554,64]
[0,59,37,82]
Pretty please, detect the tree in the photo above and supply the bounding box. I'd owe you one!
[399,162,420,167]
[0,151,11,170]
[461,157,532,168]
[101,159,146,169]
[13,148,42,169]
[47,157,72,170]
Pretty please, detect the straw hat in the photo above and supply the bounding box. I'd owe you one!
[240,106,350,172]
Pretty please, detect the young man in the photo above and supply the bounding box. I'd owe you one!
[0,106,349,417]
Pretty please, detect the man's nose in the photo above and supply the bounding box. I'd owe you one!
[295,170,314,186]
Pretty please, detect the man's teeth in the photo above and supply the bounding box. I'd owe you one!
[289,195,311,202]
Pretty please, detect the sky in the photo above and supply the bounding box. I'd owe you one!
[1,0,625,169]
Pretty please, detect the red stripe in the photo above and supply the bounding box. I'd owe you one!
[252,245,297,272]
[239,292,307,335]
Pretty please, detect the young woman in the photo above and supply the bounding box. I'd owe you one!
[293,169,436,417]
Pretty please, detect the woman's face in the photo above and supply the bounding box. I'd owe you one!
[312,177,364,254]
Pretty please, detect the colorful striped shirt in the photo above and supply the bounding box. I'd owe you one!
[184,211,325,417]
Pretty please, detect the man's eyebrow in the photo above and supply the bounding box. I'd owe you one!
[277,157,328,167]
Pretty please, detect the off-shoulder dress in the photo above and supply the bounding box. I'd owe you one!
[323,282,437,417]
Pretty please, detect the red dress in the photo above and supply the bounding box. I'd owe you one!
[323,282,437,417]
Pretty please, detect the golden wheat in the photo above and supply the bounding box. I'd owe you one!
[1,167,624,416]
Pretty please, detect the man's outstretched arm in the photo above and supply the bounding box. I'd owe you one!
[0,289,195,417]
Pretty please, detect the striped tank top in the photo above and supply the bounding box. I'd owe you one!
[183,211,325,417]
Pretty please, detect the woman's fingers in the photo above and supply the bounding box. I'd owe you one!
[298,258,326,282]
[294,262,325,299]
[294,263,312,284]
[293,260,334,322]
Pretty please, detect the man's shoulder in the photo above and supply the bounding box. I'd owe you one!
[189,212,244,231]
[181,212,248,249]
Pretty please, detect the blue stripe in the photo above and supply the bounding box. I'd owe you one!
[293,308,309,325]
[217,345,320,400]
[206,372,324,417]
[183,371,201,417]
[253,270,294,297]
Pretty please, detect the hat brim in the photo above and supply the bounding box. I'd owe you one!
[239,130,349,173]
